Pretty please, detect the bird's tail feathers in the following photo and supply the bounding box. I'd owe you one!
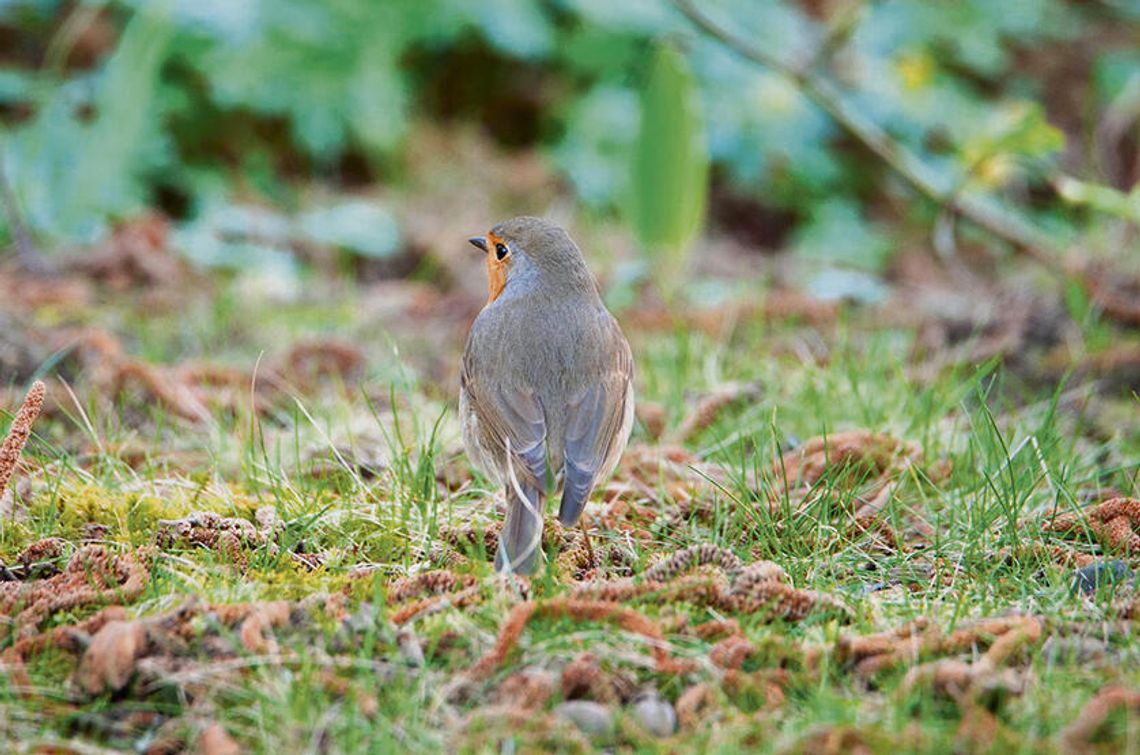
[495,483,544,575]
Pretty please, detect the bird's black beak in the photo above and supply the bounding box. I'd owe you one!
[468,236,488,253]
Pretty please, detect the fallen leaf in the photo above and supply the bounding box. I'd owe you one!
[198,722,241,755]
[74,619,147,695]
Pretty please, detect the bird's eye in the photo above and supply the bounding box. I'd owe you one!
[495,242,509,260]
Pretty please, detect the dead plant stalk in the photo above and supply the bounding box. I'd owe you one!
[0,380,45,505]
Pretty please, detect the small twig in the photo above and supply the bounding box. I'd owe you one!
[799,1,867,74]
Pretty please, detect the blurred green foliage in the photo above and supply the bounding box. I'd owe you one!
[0,0,1137,272]
[3,6,171,241]
[628,42,708,289]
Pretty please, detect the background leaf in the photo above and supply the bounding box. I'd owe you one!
[4,8,172,241]
[627,42,709,257]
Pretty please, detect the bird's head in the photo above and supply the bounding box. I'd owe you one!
[468,216,594,305]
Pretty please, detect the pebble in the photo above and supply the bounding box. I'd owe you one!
[631,691,677,737]
[1071,560,1133,596]
[555,701,615,741]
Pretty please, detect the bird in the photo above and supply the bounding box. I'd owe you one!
[460,216,634,575]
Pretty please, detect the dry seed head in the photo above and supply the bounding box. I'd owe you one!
[0,380,45,501]
[642,544,742,582]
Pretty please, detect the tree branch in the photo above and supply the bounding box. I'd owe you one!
[670,0,1065,272]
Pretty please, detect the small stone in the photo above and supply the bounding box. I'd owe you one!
[631,691,677,737]
[1071,560,1133,596]
[555,701,616,741]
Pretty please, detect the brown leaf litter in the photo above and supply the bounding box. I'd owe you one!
[623,290,839,337]
[775,431,925,517]
[0,214,192,317]
[457,702,593,754]
[890,254,1076,385]
[899,616,1042,702]
[554,529,637,582]
[1078,263,1140,329]
[155,507,323,571]
[197,721,243,755]
[73,618,150,695]
[405,544,851,734]
[559,652,635,704]
[0,535,69,586]
[1059,686,1140,753]
[994,541,1098,569]
[788,729,884,755]
[723,666,788,709]
[384,545,848,688]
[837,615,1044,683]
[0,544,151,641]
[83,328,362,426]
[431,520,506,566]
[387,570,478,604]
[571,544,852,623]
[1045,497,1140,554]
[832,615,1049,752]
[636,381,764,444]
[386,570,482,625]
[71,214,189,293]
[43,327,366,424]
[675,683,717,730]
[494,666,557,711]
[708,635,756,670]
[431,516,612,575]
[157,511,267,565]
[1,605,129,695]
[600,443,733,521]
[6,595,342,709]
[466,598,693,681]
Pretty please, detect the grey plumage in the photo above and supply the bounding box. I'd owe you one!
[460,217,634,574]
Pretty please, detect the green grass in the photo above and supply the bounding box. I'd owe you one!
[1,279,1138,754]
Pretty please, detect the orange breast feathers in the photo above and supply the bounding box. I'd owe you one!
[484,230,509,305]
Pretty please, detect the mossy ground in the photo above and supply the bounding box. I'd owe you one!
[1,266,1138,754]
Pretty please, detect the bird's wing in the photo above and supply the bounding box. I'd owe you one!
[558,335,634,526]
[460,351,547,489]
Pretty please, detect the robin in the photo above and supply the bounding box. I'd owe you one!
[461,217,634,574]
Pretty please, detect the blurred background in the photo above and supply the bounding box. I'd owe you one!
[1,0,1139,411]
[4,4,1140,750]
